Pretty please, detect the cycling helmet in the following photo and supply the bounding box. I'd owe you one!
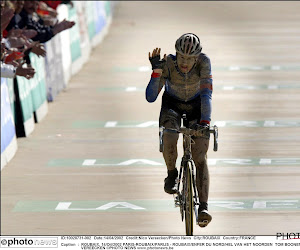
[175,33,202,56]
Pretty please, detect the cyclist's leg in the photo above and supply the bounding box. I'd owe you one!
[191,136,212,226]
[191,137,210,202]
[159,107,181,194]
[159,106,181,171]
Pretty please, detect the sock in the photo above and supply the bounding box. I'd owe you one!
[199,202,208,211]
[167,168,178,179]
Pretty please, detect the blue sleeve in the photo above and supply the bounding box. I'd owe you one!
[146,60,168,103]
[199,55,213,123]
[146,76,165,103]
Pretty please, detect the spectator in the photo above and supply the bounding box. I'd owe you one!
[37,1,59,27]
[37,1,58,18]
[1,61,36,79]
[6,0,75,43]
[42,0,74,10]
[1,0,35,79]
[1,39,35,79]
[1,0,14,34]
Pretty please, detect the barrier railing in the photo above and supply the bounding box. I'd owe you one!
[1,1,118,169]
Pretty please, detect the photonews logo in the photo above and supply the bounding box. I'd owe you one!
[276,233,300,240]
[0,237,58,248]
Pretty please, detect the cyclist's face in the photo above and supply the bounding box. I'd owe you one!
[176,53,197,73]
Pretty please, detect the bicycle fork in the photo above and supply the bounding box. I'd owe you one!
[174,159,200,222]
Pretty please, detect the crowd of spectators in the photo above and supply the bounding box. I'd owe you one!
[1,0,75,80]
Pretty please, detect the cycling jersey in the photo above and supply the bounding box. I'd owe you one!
[146,53,213,124]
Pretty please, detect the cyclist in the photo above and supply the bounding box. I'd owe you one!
[146,33,213,227]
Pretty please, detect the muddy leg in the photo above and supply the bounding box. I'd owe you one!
[191,137,210,203]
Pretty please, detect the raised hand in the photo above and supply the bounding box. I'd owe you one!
[148,48,167,70]
[31,43,47,57]
[53,19,75,35]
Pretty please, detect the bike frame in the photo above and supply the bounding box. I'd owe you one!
[159,116,218,235]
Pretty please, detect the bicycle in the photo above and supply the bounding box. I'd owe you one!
[159,114,218,236]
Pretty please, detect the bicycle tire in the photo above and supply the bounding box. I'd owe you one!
[185,161,193,236]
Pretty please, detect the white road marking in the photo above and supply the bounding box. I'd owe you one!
[138,66,151,72]
[117,159,163,166]
[259,159,272,165]
[104,121,117,127]
[209,201,245,209]
[136,121,159,127]
[55,202,145,211]
[264,121,276,127]
[82,159,97,166]
[125,87,137,92]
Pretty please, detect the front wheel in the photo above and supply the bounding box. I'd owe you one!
[184,161,193,236]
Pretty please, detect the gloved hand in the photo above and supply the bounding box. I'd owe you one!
[148,48,166,70]
[191,123,210,138]
[191,123,209,131]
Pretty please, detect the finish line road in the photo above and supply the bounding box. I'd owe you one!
[1,1,300,235]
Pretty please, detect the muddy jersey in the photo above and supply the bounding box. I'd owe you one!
[146,53,213,124]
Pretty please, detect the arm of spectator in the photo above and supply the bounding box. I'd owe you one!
[41,16,58,26]
[30,25,54,43]
[6,36,33,49]
[15,62,36,79]
[7,28,38,40]
[21,29,38,39]
[7,28,23,38]
[1,7,15,33]
[1,61,36,79]
[31,43,47,57]
[52,19,75,35]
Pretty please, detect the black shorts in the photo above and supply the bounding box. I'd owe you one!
[159,91,201,129]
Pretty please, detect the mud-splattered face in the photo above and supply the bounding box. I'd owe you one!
[176,53,197,73]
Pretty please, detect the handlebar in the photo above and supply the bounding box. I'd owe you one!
[159,125,218,152]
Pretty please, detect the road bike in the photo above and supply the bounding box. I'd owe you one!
[159,114,218,235]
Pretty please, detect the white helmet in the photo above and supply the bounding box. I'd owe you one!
[175,33,202,56]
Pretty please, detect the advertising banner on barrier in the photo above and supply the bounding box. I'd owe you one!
[6,78,15,122]
[105,1,112,17]
[44,34,66,102]
[95,1,107,35]
[1,78,16,154]
[76,1,91,64]
[29,54,48,122]
[56,4,72,85]
[68,4,82,63]
[29,54,47,110]
[86,1,97,40]
[90,1,112,47]
[1,77,17,168]
[16,76,35,136]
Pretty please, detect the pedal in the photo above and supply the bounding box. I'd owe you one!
[174,195,180,207]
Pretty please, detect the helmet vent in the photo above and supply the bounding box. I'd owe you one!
[175,33,202,56]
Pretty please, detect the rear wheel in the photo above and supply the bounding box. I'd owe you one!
[184,162,193,236]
